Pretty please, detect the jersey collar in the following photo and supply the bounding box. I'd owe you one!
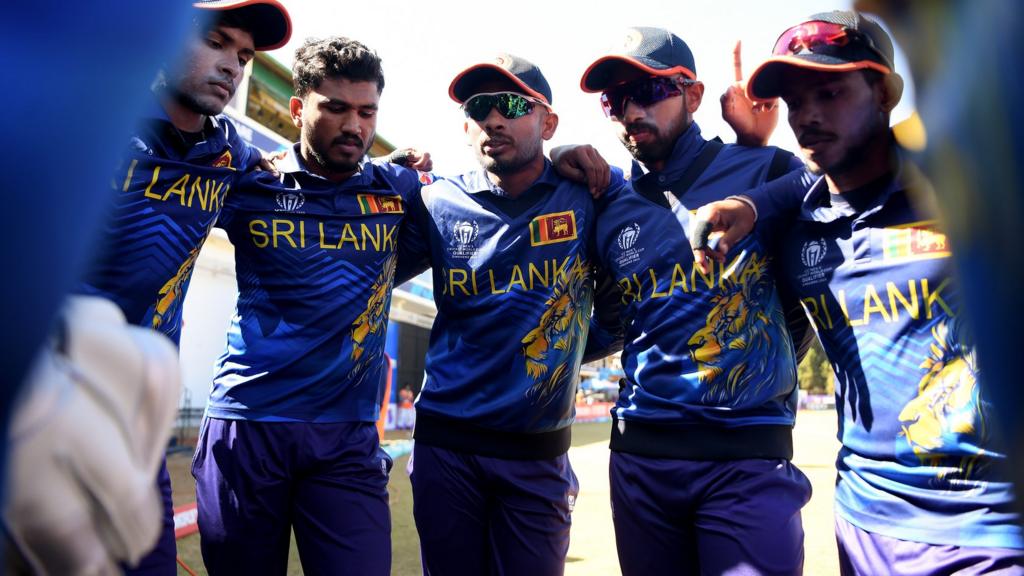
[279,142,370,185]
[464,159,559,196]
[801,143,928,223]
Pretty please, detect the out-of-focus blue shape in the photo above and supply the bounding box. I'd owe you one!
[0,3,191,448]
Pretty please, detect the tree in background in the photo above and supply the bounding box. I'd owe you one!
[797,340,834,396]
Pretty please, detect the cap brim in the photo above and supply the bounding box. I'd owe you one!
[448,64,549,104]
[194,0,292,51]
[747,55,891,99]
[580,55,695,93]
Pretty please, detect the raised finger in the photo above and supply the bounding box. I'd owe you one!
[733,40,743,82]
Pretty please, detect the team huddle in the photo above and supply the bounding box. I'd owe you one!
[30,0,1024,574]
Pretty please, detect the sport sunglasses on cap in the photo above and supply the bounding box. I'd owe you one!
[600,76,695,118]
[772,20,892,70]
[463,92,549,122]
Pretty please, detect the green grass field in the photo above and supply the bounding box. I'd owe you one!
[168,421,613,575]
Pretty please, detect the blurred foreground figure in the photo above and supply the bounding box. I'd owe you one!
[4,297,181,574]
[855,0,1024,528]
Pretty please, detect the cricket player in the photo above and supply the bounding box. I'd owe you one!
[192,36,426,575]
[397,54,621,575]
[76,1,292,573]
[578,26,811,575]
[696,11,1024,574]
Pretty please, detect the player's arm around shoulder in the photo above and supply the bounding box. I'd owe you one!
[391,165,433,285]
[551,143,630,199]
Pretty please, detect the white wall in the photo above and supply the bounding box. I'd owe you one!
[178,230,237,411]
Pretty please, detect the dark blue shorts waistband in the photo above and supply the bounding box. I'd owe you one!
[414,413,571,460]
[609,415,793,460]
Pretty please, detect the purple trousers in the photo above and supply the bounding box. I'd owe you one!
[193,418,392,576]
[610,452,812,576]
[836,515,1024,575]
[124,458,176,575]
[410,443,579,576]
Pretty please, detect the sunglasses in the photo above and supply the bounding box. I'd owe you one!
[463,92,548,121]
[772,20,892,71]
[600,76,694,118]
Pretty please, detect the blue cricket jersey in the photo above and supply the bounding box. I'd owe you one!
[206,146,421,423]
[398,162,604,459]
[774,153,1022,548]
[79,104,259,344]
[598,122,805,460]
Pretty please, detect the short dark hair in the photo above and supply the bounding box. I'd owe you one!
[292,37,385,96]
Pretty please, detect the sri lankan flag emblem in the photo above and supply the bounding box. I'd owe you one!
[529,211,577,247]
[212,150,234,170]
[357,194,404,215]
[882,220,950,261]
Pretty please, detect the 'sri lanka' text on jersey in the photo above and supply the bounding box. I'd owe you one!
[79,112,259,344]
[768,158,1021,549]
[398,163,605,457]
[207,149,421,423]
[597,124,804,462]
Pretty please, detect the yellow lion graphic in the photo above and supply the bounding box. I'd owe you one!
[351,254,396,365]
[687,253,791,405]
[151,247,201,333]
[898,319,984,479]
[521,258,593,404]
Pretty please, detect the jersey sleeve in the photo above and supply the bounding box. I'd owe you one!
[745,167,816,223]
[221,118,263,173]
[583,265,626,362]
[240,143,263,172]
[395,179,432,285]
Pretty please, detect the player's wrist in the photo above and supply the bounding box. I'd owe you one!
[725,194,758,222]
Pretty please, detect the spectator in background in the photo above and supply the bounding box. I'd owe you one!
[398,384,415,430]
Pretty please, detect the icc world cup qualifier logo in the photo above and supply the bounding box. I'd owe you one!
[614,222,643,267]
[797,238,829,287]
[617,222,640,251]
[276,192,305,212]
[449,220,480,259]
[801,239,827,267]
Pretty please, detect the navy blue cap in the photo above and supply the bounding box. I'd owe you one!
[193,0,292,51]
[581,27,696,93]
[748,11,895,99]
[449,54,553,105]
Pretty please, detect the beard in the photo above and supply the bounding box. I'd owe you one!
[308,147,360,174]
[807,118,888,181]
[305,125,371,175]
[475,137,543,176]
[619,119,682,166]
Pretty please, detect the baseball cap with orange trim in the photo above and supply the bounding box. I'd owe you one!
[449,54,553,105]
[581,27,696,93]
[747,11,895,100]
[193,0,292,51]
